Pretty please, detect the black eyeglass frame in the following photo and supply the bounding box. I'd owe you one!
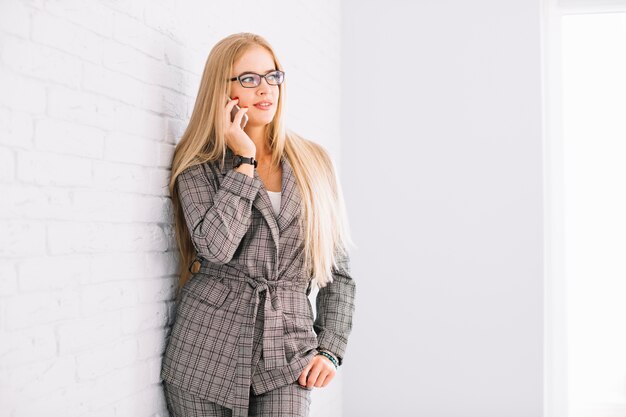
[228,70,285,88]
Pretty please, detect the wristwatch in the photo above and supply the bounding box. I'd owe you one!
[233,154,258,168]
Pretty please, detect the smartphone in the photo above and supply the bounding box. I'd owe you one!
[228,96,248,129]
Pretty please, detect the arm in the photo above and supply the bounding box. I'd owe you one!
[176,163,262,264]
[313,251,356,366]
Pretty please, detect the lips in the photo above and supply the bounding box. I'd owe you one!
[254,101,273,110]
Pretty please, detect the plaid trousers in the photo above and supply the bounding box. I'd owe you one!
[163,381,312,417]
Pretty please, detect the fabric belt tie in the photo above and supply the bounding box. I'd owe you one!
[194,258,309,371]
[227,274,305,371]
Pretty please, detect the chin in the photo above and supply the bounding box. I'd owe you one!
[249,115,276,125]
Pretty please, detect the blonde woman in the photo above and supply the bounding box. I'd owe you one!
[160,32,356,417]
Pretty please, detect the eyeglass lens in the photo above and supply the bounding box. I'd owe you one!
[239,71,284,87]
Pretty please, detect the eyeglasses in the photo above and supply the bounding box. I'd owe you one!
[228,70,285,88]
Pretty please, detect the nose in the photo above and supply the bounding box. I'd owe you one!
[257,76,273,94]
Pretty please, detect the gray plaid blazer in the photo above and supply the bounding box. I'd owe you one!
[160,146,356,416]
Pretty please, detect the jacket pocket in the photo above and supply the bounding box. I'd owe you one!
[182,272,230,308]
[283,312,318,362]
[284,311,314,330]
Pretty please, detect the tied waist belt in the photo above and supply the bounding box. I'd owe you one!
[193,257,310,371]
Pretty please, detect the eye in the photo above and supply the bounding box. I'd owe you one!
[241,75,255,83]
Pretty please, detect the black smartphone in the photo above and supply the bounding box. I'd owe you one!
[228,96,248,129]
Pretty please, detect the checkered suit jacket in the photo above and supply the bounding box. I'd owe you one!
[160,146,356,416]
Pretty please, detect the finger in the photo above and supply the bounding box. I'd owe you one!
[318,366,335,387]
[315,372,329,388]
[225,96,239,110]
[320,370,335,388]
[297,370,307,386]
[224,97,239,123]
[298,362,313,386]
[313,369,327,388]
[306,364,323,389]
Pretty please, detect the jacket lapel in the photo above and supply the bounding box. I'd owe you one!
[219,147,301,255]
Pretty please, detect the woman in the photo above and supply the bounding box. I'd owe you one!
[160,32,356,417]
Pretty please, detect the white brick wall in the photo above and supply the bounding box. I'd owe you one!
[0,1,342,416]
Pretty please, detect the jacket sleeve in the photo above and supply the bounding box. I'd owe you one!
[176,163,262,265]
[313,251,356,366]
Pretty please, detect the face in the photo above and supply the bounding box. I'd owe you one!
[229,46,280,128]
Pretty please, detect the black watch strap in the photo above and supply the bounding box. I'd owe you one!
[233,155,258,168]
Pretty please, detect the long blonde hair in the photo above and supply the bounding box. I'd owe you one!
[169,32,354,294]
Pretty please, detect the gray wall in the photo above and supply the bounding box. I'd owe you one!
[340,1,544,416]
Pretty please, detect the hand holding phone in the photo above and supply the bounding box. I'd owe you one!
[224,95,255,157]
